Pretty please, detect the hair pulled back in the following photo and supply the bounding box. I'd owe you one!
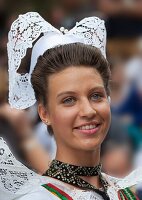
[31,43,111,106]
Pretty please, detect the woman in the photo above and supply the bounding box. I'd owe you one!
[0,12,142,200]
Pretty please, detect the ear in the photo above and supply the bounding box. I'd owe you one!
[107,96,111,104]
[38,103,51,125]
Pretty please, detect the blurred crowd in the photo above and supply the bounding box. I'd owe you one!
[0,0,142,196]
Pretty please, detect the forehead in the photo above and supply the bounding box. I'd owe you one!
[47,66,104,94]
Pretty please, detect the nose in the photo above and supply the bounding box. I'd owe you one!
[79,99,96,119]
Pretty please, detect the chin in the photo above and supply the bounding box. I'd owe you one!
[78,142,102,152]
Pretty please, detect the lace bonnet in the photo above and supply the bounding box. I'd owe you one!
[7,12,106,109]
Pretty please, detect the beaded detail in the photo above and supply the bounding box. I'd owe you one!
[0,138,142,200]
[44,159,109,199]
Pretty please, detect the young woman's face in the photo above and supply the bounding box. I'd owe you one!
[40,66,111,153]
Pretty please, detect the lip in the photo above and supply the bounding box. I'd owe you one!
[77,125,100,135]
[74,121,100,129]
[74,121,101,135]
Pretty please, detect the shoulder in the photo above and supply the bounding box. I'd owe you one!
[15,186,60,200]
[103,170,142,199]
[0,137,59,200]
[103,168,142,188]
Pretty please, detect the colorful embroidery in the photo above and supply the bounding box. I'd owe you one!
[42,183,73,200]
[44,159,109,197]
[118,187,139,200]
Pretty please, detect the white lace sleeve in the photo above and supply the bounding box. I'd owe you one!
[0,137,42,200]
[1,137,142,200]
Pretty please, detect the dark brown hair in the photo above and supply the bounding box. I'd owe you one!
[31,43,111,134]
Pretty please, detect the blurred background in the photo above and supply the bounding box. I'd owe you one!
[0,0,142,196]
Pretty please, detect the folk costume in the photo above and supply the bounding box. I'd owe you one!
[0,138,142,200]
[1,12,142,200]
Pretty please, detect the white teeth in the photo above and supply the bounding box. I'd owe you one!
[79,125,97,130]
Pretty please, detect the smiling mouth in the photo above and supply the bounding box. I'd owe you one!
[78,124,97,130]
[74,123,100,135]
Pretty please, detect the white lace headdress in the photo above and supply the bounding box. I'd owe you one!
[7,12,106,109]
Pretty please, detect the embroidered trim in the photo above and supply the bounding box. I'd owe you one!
[44,159,109,197]
[118,188,139,200]
[42,183,73,200]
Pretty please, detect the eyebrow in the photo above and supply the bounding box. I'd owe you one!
[57,91,76,99]
[89,86,106,93]
[57,86,105,98]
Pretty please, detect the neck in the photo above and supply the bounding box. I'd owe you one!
[55,145,101,167]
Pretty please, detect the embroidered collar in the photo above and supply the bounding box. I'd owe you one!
[43,159,109,199]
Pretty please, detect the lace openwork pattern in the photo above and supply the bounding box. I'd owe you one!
[0,137,142,200]
[0,137,37,193]
[8,12,106,109]
[41,177,104,200]
[68,16,106,57]
[8,12,59,109]
[68,190,104,200]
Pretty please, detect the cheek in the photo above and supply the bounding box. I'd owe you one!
[104,104,111,118]
[104,107,111,129]
[97,102,111,123]
[50,108,77,141]
[50,107,77,130]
